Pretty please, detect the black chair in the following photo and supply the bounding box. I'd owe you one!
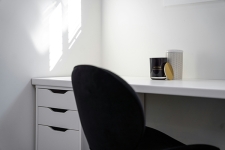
[71,65,219,150]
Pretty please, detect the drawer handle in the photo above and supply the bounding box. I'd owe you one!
[50,108,68,113]
[49,126,68,132]
[49,89,68,94]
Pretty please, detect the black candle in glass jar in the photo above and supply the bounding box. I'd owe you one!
[150,58,167,80]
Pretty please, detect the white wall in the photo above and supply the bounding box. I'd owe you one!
[102,0,225,149]
[102,0,225,79]
[0,0,101,149]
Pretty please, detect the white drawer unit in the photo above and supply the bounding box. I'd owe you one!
[34,86,87,150]
[38,107,80,130]
[38,125,80,150]
[37,88,77,110]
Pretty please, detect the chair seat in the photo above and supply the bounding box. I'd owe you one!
[137,126,184,150]
[137,127,219,150]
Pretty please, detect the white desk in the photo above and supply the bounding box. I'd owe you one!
[32,76,225,99]
[32,76,225,150]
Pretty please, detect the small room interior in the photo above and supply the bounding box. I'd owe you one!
[0,0,225,150]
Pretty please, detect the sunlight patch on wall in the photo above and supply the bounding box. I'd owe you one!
[30,2,58,54]
[43,1,57,15]
[36,0,82,71]
[68,0,81,44]
[49,3,63,71]
[68,30,82,49]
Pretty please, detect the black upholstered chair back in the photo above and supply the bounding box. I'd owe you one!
[72,65,145,150]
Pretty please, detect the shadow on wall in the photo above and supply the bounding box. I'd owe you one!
[0,83,35,150]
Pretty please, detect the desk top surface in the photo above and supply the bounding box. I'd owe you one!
[32,76,225,99]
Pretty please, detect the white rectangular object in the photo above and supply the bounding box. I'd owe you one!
[38,125,80,150]
[37,89,77,110]
[166,50,183,80]
[163,0,217,6]
[38,107,80,130]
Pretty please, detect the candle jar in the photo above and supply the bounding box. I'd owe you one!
[150,57,167,80]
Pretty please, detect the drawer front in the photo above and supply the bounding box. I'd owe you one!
[38,125,80,150]
[37,89,77,110]
[38,107,80,130]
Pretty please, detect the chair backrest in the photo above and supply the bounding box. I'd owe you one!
[72,65,145,150]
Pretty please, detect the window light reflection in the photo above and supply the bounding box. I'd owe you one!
[49,3,63,71]
[68,0,81,43]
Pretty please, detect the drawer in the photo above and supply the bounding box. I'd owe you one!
[38,125,80,150]
[38,107,80,130]
[37,89,77,110]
